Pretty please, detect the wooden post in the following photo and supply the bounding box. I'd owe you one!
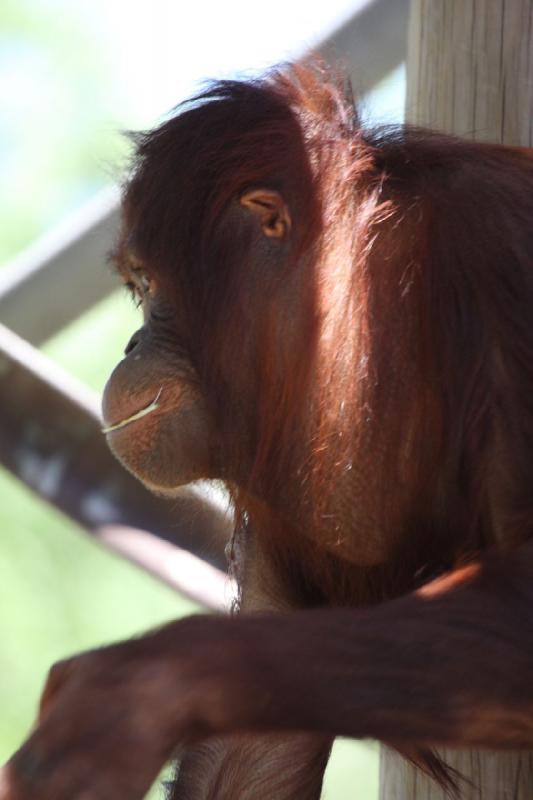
[380,1,533,798]
[405,0,533,144]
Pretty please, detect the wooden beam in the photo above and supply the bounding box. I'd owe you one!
[0,0,409,347]
[96,525,235,611]
[380,748,533,800]
[0,323,231,589]
[406,0,533,144]
[0,189,119,345]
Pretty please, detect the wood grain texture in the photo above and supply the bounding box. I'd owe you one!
[380,748,533,800]
[406,0,533,145]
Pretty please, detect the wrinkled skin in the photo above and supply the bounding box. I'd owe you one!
[102,291,215,493]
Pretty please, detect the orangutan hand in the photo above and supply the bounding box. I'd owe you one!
[0,624,199,800]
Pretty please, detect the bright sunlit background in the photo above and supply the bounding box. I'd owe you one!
[0,1,405,796]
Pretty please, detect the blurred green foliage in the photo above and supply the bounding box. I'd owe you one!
[0,0,127,264]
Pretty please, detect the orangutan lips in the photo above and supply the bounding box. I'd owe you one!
[102,387,163,434]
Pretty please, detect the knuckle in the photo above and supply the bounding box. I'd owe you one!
[47,657,74,686]
[39,657,79,718]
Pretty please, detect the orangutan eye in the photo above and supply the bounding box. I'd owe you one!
[140,273,151,294]
[125,270,156,308]
[124,281,143,308]
[133,268,156,298]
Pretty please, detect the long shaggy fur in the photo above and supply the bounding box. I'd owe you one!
[123,62,533,793]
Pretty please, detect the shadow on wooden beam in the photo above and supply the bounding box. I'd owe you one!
[0,323,231,604]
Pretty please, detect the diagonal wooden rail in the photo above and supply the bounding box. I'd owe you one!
[0,322,231,608]
[0,0,409,346]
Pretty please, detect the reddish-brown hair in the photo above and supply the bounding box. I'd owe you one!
[123,62,533,598]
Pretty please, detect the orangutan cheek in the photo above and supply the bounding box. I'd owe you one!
[106,403,213,490]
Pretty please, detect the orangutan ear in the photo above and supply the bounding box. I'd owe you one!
[240,189,291,238]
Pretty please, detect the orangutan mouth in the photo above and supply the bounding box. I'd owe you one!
[102,388,163,434]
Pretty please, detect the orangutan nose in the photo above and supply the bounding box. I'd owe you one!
[124,328,144,356]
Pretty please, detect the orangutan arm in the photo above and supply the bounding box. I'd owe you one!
[2,544,533,799]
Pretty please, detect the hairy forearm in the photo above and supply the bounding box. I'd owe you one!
[3,544,533,800]
[159,546,533,748]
